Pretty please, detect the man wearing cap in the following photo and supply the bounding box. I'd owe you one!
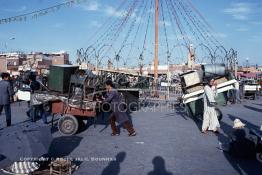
[102,79,136,136]
[218,119,258,159]
[228,119,257,158]
[234,81,241,103]
[233,118,245,129]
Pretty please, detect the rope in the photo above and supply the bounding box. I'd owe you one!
[160,0,170,63]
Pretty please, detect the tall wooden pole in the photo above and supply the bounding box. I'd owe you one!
[154,0,159,95]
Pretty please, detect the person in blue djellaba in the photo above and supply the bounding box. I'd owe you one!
[0,72,13,127]
[102,79,136,136]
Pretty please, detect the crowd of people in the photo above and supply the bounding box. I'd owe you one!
[0,72,49,127]
[1,71,261,159]
[0,72,137,136]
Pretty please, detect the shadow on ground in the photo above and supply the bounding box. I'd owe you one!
[243,105,262,113]
[252,103,262,107]
[164,105,189,121]
[148,156,173,175]
[38,136,83,170]
[46,136,82,158]
[101,152,126,175]
[0,154,6,162]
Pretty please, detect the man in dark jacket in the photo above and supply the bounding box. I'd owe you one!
[102,80,136,136]
[27,75,47,124]
[0,72,12,127]
[228,119,257,158]
[219,119,257,159]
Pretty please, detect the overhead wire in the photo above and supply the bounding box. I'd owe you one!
[183,1,224,48]
[167,0,190,48]
[174,0,211,51]
[100,0,140,58]
[125,0,151,66]
[116,0,146,56]
[142,0,153,56]
[160,0,170,65]
[176,0,215,62]
[0,0,84,24]
[164,0,187,64]
[83,0,227,66]
[178,0,217,49]
[91,0,135,52]
[83,0,128,49]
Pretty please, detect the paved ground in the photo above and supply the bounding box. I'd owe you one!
[0,99,262,175]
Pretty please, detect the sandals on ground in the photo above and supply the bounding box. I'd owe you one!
[129,132,137,137]
[202,130,208,134]
[111,133,120,136]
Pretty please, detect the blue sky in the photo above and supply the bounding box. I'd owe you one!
[0,0,262,66]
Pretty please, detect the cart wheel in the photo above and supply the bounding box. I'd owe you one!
[256,153,262,163]
[43,103,50,112]
[58,114,79,136]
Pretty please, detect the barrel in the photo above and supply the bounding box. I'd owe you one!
[215,92,227,106]
[186,99,204,118]
[201,64,226,78]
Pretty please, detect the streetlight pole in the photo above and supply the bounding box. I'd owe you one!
[96,44,117,73]
[246,57,249,68]
[234,57,238,79]
[115,54,120,70]
[4,37,16,72]
[167,52,171,100]
[138,53,143,75]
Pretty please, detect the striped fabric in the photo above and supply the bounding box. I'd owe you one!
[9,161,39,174]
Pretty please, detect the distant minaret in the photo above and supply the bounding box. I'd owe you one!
[187,44,195,69]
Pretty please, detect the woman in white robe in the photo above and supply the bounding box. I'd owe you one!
[202,79,220,133]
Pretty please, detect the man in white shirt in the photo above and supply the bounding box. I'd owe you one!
[234,81,241,103]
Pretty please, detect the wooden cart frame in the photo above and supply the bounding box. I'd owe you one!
[50,100,97,136]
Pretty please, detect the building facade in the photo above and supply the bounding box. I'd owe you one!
[0,51,70,74]
[51,52,69,65]
[0,52,26,73]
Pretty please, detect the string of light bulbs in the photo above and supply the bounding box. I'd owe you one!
[0,0,86,25]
